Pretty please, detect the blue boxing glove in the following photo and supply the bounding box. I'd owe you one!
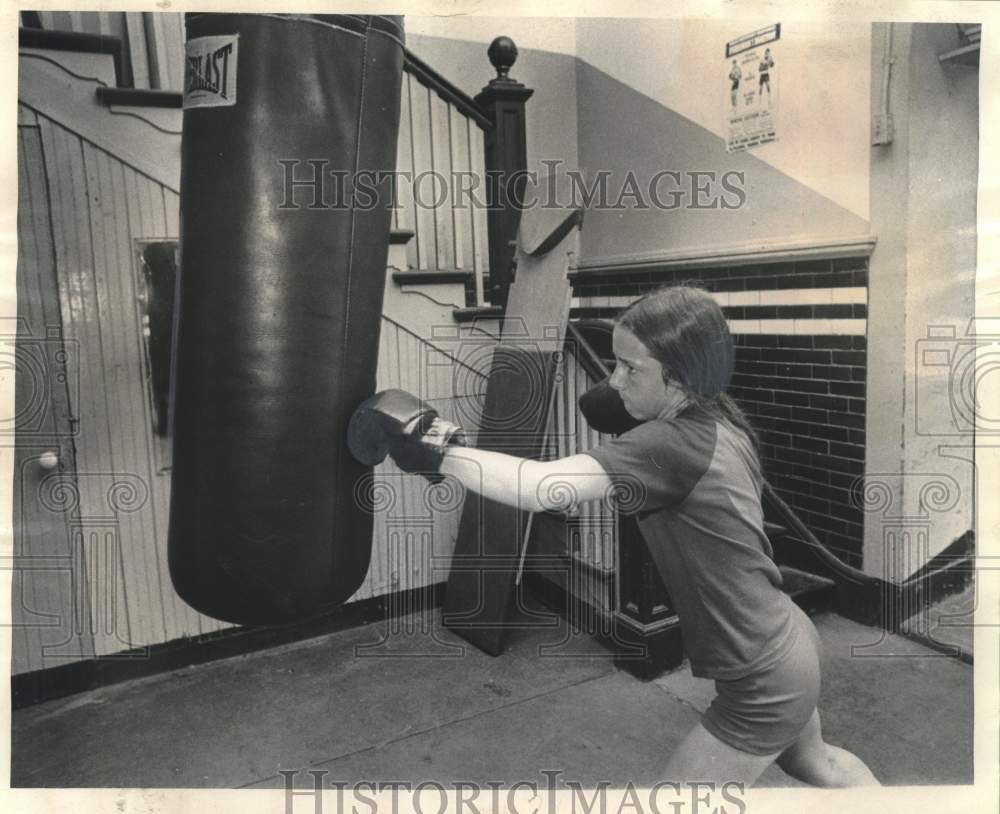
[347,389,466,482]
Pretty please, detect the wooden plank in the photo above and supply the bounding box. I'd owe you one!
[13,129,78,672]
[18,104,38,127]
[76,134,149,650]
[161,14,186,91]
[94,11,128,40]
[114,161,169,624]
[21,121,101,668]
[19,53,181,190]
[450,104,473,273]
[468,122,488,305]
[163,188,180,236]
[125,12,152,90]
[429,94,454,270]
[69,12,90,34]
[39,12,72,31]
[442,206,582,655]
[393,73,415,241]
[87,145,148,648]
[408,82,435,270]
[53,116,139,656]
[99,149,177,648]
[126,166,214,639]
[143,11,169,90]
[401,74,419,271]
[152,185,205,633]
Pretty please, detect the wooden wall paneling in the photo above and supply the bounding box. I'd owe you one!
[118,159,182,648]
[95,12,124,39]
[142,12,185,91]
[396,331,420,591]
[125,13,152,90]
[68,12,91,34]
[123,159,202,641]
[23,122,92,667]
[370,318,404,599]
[115,161,171,632]
[429,94,455,271]
[573,356,592,567]
[142,12,169,90]
[163,188,180,236]
[402,74,420,271]
[361,319,469,599]
[449,106,474,274]
[92,11,129,44]
[408,82,436,270]
[395,327,417,593]
[393,73,416,252]
[38,116,135,657]
[160,14,186,91]
[39,120,106,652]
[152,187,209,631]
[14,126,98,673]
[369,322,394,598]
[20,56,180,190]
[123,164,222,640]
[38,12,73,31]
[13,128,42,675]
[82,144,160,650]
[468,124,489,304]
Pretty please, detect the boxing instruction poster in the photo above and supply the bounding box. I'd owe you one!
[725,23,780,151]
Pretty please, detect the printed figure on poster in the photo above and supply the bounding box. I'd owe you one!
[725,23,779,151]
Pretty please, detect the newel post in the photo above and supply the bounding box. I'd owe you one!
[475,36,534,307]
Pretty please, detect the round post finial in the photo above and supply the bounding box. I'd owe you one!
[487,36,518,80]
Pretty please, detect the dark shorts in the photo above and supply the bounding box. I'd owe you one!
[701,603,821,756]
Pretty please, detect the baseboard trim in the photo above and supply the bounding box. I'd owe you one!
[522,571,685,680]
[11,582,446,709]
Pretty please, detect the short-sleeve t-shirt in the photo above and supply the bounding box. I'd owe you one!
[584,404,796,680]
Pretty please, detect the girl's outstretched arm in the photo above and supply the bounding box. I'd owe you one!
[440,448,613,515]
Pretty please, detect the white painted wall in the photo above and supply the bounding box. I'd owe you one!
[407,16,578,56]
[574,17,871,220]
[408,16,871,220]
[865,23,978,579]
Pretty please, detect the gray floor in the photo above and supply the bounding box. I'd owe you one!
[11,607,973,789]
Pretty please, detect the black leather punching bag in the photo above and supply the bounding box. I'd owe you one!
[169,14,405,625]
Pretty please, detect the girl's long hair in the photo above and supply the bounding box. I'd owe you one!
[617,285,761,458]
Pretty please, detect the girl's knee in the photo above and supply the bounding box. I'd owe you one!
[777,743,879,788]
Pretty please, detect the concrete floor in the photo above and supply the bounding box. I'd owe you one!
[11,607,972,789]
[921,582,976,655]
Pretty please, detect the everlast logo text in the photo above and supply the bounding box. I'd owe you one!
[184,35,239,109]
[186,44,234,98]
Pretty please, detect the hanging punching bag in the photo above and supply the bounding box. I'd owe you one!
[169,14,405,625]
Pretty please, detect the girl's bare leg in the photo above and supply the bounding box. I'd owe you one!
[660,722,780,789]
[776,710,880,787]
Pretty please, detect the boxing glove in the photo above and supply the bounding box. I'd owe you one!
[578,378,643,435]
[348,389,466,481]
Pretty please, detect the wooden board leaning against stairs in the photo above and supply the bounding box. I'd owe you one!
[442,178,584,656]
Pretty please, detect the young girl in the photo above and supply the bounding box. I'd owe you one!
[350,286,880,787]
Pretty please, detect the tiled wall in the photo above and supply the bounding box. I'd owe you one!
[568,256,869,566]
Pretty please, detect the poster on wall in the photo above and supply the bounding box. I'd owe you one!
[725,23,780,151]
